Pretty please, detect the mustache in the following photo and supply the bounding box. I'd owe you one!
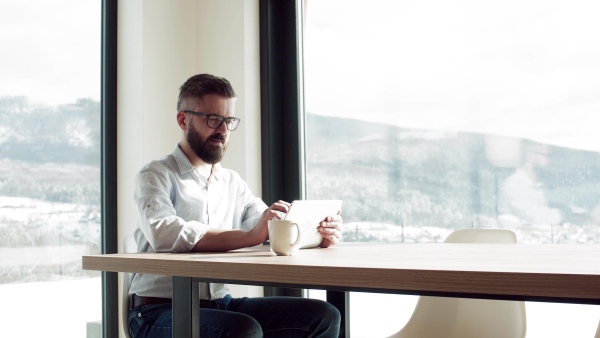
[209,135,226,143]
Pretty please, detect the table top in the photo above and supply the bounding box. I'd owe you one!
[82,242,600,304]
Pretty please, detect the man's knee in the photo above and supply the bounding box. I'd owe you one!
[232,314,263,337]
[201,312,262,338]
[316,300,341,325]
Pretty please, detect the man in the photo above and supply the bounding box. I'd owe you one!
[128,74,343,337]
[497,142,560,229]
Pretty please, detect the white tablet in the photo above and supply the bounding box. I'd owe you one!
[283,200,343,249]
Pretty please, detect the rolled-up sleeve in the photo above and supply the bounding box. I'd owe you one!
[135,169,210,252]
[240,196,268,230]
[131,146,271,300]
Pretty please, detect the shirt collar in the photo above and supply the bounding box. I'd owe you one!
[172,144,224,181]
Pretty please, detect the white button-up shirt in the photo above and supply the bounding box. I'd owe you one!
[129,145,267,300]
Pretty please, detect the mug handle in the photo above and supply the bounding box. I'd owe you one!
[290,222,303,250]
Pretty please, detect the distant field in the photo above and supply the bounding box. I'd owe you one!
[0,194,100,283]
[0,158,100,206]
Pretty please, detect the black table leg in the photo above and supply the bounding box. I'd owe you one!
[327,291,350,338]
[173,276,199,338]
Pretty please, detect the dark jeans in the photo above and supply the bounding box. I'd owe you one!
[129,295,341,338]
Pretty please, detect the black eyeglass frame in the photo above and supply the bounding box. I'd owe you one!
[182,110,241,131]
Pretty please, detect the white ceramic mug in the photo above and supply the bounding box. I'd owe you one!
[268,219,303,256]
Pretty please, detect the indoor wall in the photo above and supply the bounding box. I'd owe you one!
[117,1,262,336]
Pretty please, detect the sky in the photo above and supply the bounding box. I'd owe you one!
[0,0,598,152]
[303,0,600,153]
[0,0,101,106]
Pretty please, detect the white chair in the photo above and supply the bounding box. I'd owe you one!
[388,228,527,338]
[594,319,600,338]
[122,235,137,338]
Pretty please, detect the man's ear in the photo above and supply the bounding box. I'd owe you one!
[176,111,187,131]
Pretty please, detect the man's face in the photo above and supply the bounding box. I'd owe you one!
[187,120,226,164]
[183,94,235,164]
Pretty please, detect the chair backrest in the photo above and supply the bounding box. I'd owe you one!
[122,235,137,338]
[444,228,517,244]
[389,228,526,338]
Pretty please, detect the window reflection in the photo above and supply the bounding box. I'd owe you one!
[302,0,600,336]
[303,0,600,245]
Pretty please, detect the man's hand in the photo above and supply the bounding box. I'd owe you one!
[319,210,343,248]
[251,200,292,242]
[194,200,291,252]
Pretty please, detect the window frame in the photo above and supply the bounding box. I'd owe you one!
[259,0,305,206]
[259,0,304,299]
[101,0,118,337]
[259,1,350,335]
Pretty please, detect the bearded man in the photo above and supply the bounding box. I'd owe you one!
[128,74,343,338]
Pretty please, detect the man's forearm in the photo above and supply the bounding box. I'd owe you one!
[193,228,261,252]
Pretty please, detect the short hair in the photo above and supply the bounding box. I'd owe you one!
[177,74,236,110]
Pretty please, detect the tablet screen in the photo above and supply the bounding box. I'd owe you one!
[283,200,343,249]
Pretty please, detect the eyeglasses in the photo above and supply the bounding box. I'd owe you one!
[183,110,241,131]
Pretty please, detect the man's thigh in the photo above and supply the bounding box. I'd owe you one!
[129,304,262,338]
[227,296,341,337]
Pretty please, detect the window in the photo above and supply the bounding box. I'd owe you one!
[301,0,600,336]
[0,1,102,337]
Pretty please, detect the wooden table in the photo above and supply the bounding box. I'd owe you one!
[82,243,600,337]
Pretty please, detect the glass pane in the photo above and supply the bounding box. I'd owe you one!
[302,0,600,336]
[0,1,102,337]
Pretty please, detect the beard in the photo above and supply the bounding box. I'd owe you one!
[187,123,227,164]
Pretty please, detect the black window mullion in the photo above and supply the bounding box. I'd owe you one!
[101,0,118,337]
[260,0,304,298]
[260,0,303,205]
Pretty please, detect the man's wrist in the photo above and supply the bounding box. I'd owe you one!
[245,229,261,247]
